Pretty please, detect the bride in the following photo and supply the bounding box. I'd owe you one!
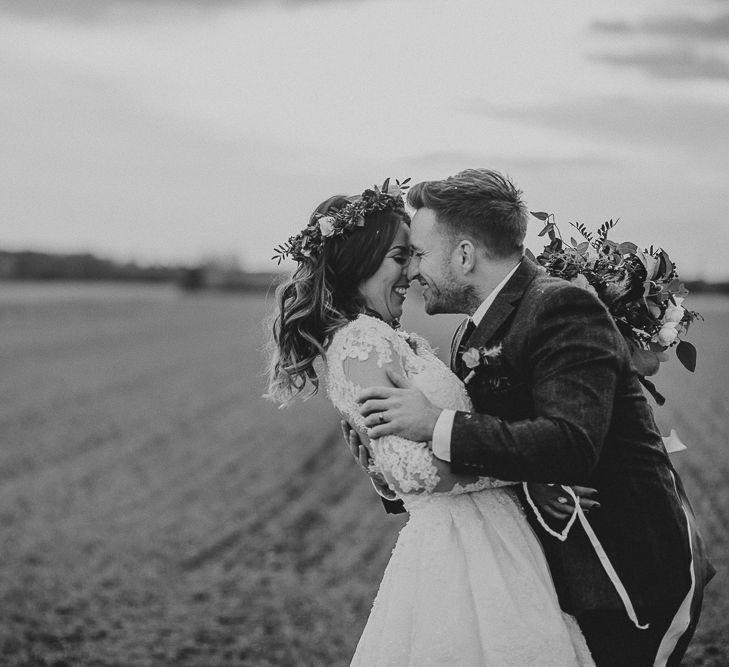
[266,180,594,666]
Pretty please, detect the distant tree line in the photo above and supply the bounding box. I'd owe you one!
[0,250,184,282]
[0,249,280,293]
[1,249,726,295]
[684,279,729,296]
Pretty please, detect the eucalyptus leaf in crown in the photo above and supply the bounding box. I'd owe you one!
[272,177,411,265]
[529,212,701,404]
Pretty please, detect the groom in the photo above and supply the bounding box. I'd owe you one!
[351,169,713,666]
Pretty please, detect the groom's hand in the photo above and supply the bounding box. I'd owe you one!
[358,369,441,441]
[527,483,601,521]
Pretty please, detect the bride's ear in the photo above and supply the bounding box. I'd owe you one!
[455,240,477,275]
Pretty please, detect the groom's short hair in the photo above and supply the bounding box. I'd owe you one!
[407,169,527,258]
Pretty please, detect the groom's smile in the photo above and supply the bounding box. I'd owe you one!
[408,208,457,315]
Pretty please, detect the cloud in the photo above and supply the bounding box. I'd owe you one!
[593,13,729,41]
[591,49,729,81]
[591,19,632,34]
[0,0,216,21]
[589,8,729,82]
[466,96,729,166]
[0,0,350,24]
[408,150,616,174]
[0,0,355,20]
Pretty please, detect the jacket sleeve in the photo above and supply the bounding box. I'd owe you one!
[381,497,406,514]
[450,285,624,484]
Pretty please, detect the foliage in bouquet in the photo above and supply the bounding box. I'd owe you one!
[528,212,701,403]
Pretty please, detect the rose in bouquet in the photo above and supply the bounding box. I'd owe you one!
[528,212,701,404]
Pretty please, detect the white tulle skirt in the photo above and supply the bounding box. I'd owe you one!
[351,488,594,667]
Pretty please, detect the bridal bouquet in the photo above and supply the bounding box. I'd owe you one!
[529,212,701,404]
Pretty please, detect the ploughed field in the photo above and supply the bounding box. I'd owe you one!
[0,283,726,666]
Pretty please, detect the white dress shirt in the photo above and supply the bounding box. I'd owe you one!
[431,262,521,462]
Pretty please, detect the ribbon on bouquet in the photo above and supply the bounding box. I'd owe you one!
[662,428,687,454]
[522,482,650,631]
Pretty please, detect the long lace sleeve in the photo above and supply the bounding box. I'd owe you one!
[326,317,513,497]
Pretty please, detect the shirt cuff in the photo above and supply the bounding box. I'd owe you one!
[431,409,455,462]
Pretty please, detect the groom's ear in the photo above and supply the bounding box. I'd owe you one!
[454,240,477,275]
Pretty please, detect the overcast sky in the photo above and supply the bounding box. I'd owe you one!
[1,0,728,278]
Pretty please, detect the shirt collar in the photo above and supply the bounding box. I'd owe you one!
[471,261,521,327]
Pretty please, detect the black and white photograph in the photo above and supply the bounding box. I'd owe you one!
[1,0,727,665]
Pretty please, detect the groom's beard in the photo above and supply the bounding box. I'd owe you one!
[424,279,481,316]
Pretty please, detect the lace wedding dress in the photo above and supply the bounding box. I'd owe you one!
[326,315,594,667]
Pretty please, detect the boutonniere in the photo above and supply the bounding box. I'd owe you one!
[462,343,503,384]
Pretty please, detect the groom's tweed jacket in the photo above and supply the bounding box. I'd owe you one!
[445,256,712,615]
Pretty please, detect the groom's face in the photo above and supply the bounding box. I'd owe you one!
[408,208,463,315]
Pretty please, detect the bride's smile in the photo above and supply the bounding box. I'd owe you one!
[358,222,412,323]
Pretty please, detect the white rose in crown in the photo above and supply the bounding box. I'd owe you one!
[318,216,336,237]
[462,343,503,384]
[385,181,402,198]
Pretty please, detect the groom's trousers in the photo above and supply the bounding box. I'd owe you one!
[577,601,698,667]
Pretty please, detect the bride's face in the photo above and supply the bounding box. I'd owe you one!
[358,222,411,323]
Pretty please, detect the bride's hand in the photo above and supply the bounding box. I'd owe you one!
[340,420,395,498]
[341,420,372,469]
[526,483,601,521]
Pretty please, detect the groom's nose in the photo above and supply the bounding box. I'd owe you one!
[406,258,419,281]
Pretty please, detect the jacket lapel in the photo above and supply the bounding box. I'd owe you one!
[466,257,540,350]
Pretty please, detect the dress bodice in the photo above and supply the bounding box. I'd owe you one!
[325,315,509,500]
[326,315,472,415]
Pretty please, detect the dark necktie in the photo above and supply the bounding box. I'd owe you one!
[456,319,477,378]
[461,318,476,348]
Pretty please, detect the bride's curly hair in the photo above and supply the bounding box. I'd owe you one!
[266,195,409,406]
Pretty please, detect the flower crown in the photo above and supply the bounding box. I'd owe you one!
[272,177,410,265]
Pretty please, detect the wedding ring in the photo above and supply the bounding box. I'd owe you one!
[557,496,569,505]
[378,412,386,424]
